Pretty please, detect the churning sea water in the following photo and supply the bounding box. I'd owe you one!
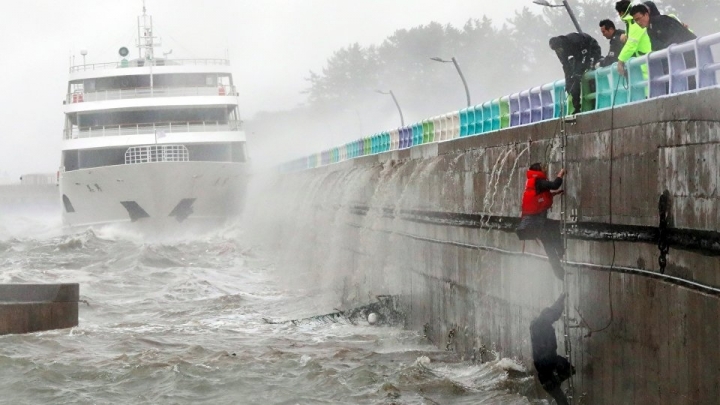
[0,212,540,405]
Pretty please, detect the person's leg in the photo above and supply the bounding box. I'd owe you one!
[540,220,565,280]
[555,355,576,382]
[568,77,582,113]
[546,386,570,405]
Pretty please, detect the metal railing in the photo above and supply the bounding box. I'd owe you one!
[69,58,230,73]
[125,144,189,164]
[64,120,242,140]
[281,32,720,172]
[66,85,237,103]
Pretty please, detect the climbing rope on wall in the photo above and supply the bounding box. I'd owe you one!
[557,96,576,404]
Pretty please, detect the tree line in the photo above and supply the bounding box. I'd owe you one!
[247,0,718,165]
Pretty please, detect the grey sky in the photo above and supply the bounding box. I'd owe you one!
[0,0,537,178]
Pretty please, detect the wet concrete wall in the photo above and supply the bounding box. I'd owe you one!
[253,88,720,404]
[0,284,79,335]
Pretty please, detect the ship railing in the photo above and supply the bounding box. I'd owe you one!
[69,59,230,73]
[124,144,190,164]
[66,85,237,103]
[64,120,243,139]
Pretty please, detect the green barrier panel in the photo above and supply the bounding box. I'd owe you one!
[628,56,649,102]
[581,71,597,113]
[499,96,510,128]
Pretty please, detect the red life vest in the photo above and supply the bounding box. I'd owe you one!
[522,169,554,216]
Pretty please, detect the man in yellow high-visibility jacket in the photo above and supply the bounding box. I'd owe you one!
[615,0,651,77]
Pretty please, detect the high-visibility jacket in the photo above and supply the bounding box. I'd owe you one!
[618,10,651,63]
[522,170,554,216]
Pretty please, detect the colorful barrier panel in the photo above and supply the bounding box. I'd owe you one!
[280,33,718,171]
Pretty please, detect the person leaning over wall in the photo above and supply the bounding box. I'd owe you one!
[597,19,626,68]
[549,33,602,114]
[630,4,697,89]
[615,0,651,77]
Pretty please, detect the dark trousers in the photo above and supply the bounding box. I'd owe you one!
[566,76,582,114]
[535,355,574,405]
[517,215,565,279]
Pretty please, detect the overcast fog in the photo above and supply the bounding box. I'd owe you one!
[0,0,571,179]
[2,0,715,177]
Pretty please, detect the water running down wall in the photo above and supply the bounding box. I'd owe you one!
[251,88,720,404]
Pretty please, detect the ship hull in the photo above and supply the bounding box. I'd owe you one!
[59,162,248,233]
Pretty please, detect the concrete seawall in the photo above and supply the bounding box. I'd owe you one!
[0,284,79,335]
[253,88,720,404]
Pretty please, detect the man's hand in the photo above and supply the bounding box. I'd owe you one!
[617,61,626,76]
[551,190,564,196]
[557,168,566,178]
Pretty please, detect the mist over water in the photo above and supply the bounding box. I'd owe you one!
[0,204,539,404]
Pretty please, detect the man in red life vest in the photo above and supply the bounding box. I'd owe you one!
[517,163,566,280]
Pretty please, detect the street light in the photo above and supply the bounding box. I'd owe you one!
[376,90,405,127]
[533,0,583,33]
[430,56,471,107]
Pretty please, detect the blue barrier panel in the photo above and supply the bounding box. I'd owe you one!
[466,108,476,135]
[519,90,531,125]
[698,33,720,88]
[628,56,648,102]
[509,93,520,127]
[402,127,410,148]
[491,99,501,131]
[541,83,554,120]
[413,123,422,145]
[471,105,483,135]
[459,108,469,137]
[553,80,567,117]
[595,64,628,109]
[668,41,697,94]
[648,51,670,98]
[482,101,492,133]
[529,86,542,123]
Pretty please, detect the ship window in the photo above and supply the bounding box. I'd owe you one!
[205,75,217,86]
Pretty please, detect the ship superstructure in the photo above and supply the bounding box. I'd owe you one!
[59,7,247,229]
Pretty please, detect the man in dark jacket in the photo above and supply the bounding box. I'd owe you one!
[516,163,566,280]
[597,19,626,68]
[530,292,574,405]
[630,4,696,51]
[549,33,602,114]
[630,4,697,89]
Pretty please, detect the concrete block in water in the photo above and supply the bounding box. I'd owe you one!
[0,284,79,335]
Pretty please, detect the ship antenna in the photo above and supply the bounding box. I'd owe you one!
[137,0,158,61]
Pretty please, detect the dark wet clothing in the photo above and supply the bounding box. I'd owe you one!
[599,29,626,67]
[531,297,574,405]
[644,1,661,17]
[646,15,697,51]
[550,33,602,113]
[516,175,565,279]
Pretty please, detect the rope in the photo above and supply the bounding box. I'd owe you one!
[557,92,575,404]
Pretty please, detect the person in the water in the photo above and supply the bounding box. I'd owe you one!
[530,292,575,405]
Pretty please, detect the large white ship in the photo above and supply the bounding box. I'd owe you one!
[59,7,247,231]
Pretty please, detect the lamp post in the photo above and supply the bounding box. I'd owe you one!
[430,56,471,107]
[533,0,583,34]
[376,90,405,127]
